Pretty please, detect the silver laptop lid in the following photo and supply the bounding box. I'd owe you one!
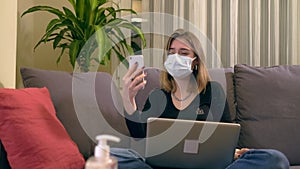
[145,118,240,169]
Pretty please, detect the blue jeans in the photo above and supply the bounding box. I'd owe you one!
[110,148,152,169]
[226,149,290,169]
[111,148,289,169]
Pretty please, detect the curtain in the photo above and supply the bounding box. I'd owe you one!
[141,0,300,68]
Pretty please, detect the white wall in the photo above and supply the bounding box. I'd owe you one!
[0,0,17,88]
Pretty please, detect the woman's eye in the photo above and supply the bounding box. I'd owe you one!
[180,52,189,56]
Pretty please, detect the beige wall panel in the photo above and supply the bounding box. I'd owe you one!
[17,0,73,88]
[1,0,17,88]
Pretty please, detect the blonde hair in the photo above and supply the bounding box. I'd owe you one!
[161,29,210,93]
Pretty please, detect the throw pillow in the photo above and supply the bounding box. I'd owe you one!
[234,64,300,165]
[0,87,85,169]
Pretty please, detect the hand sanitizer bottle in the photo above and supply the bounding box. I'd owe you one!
[85,135,120,169]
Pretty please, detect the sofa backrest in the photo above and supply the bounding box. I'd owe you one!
[2,65,298,167]
[20,67,131,159]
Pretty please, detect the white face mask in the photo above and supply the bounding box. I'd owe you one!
[164,53,195,79]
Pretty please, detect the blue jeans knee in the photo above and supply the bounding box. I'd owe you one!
[227,149,289,169]
[261,149,290,169]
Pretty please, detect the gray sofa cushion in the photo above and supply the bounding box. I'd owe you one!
[209,68,236,122]
[234,64,300,165]
[224,69,236,122]
[135,67,162,111]
[20,67,130,159]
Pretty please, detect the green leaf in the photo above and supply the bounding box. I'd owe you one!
[105,36,126,56]
[43,23,65,42]
[56,43,69,64]
[75,0,85,20]
[33,38,46,51]
[53,28,69,49]
[97,0,106,7]
[21,6,64,19]
[110,29,125,43]
[106,7,116,18]
[34,33,58,50]
[117,8,137,15]
[112,47,128,68]
[121,41,134,55]
[108,8,138,18]
[63,7,76,18]
[83,0,92,25]
[53,36,63,49]
[69,40,81,67]
[108,25,126,40]
[131,41,142,53]
[89,0,98,11]
[119,22,146,48]
[68,0,76,10]
[105,18,126,27]
[61,7,85,39]
[95,27,107,63]
[62,18,84,40]
[95,7,106,24]
[46,19,61,32]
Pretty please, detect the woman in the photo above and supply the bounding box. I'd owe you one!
[120,29,289,169]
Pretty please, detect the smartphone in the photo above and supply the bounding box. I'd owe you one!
[129,55,144,69]
[129,55,145,88]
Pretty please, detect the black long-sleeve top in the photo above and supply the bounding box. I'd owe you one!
[125,81,231,138]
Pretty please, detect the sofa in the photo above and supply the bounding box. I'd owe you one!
[0,64,300,168]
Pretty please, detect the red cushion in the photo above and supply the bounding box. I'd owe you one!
[0,87,85,169]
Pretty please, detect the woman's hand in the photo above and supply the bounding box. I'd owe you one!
[122,62,147,115]
[234,148,250,160]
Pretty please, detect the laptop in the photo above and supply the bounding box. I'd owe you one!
[145,117,241,169]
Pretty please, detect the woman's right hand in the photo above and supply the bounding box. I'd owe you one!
[122,62,147,115]
[234,148,250,160]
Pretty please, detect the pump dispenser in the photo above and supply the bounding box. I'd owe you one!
[85,135,120,169]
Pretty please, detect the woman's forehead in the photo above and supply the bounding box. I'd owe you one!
[170,38,192,50]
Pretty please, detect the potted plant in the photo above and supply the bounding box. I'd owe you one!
[22,0,146,72]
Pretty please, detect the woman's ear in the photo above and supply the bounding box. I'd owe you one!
[192,57,199,70]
